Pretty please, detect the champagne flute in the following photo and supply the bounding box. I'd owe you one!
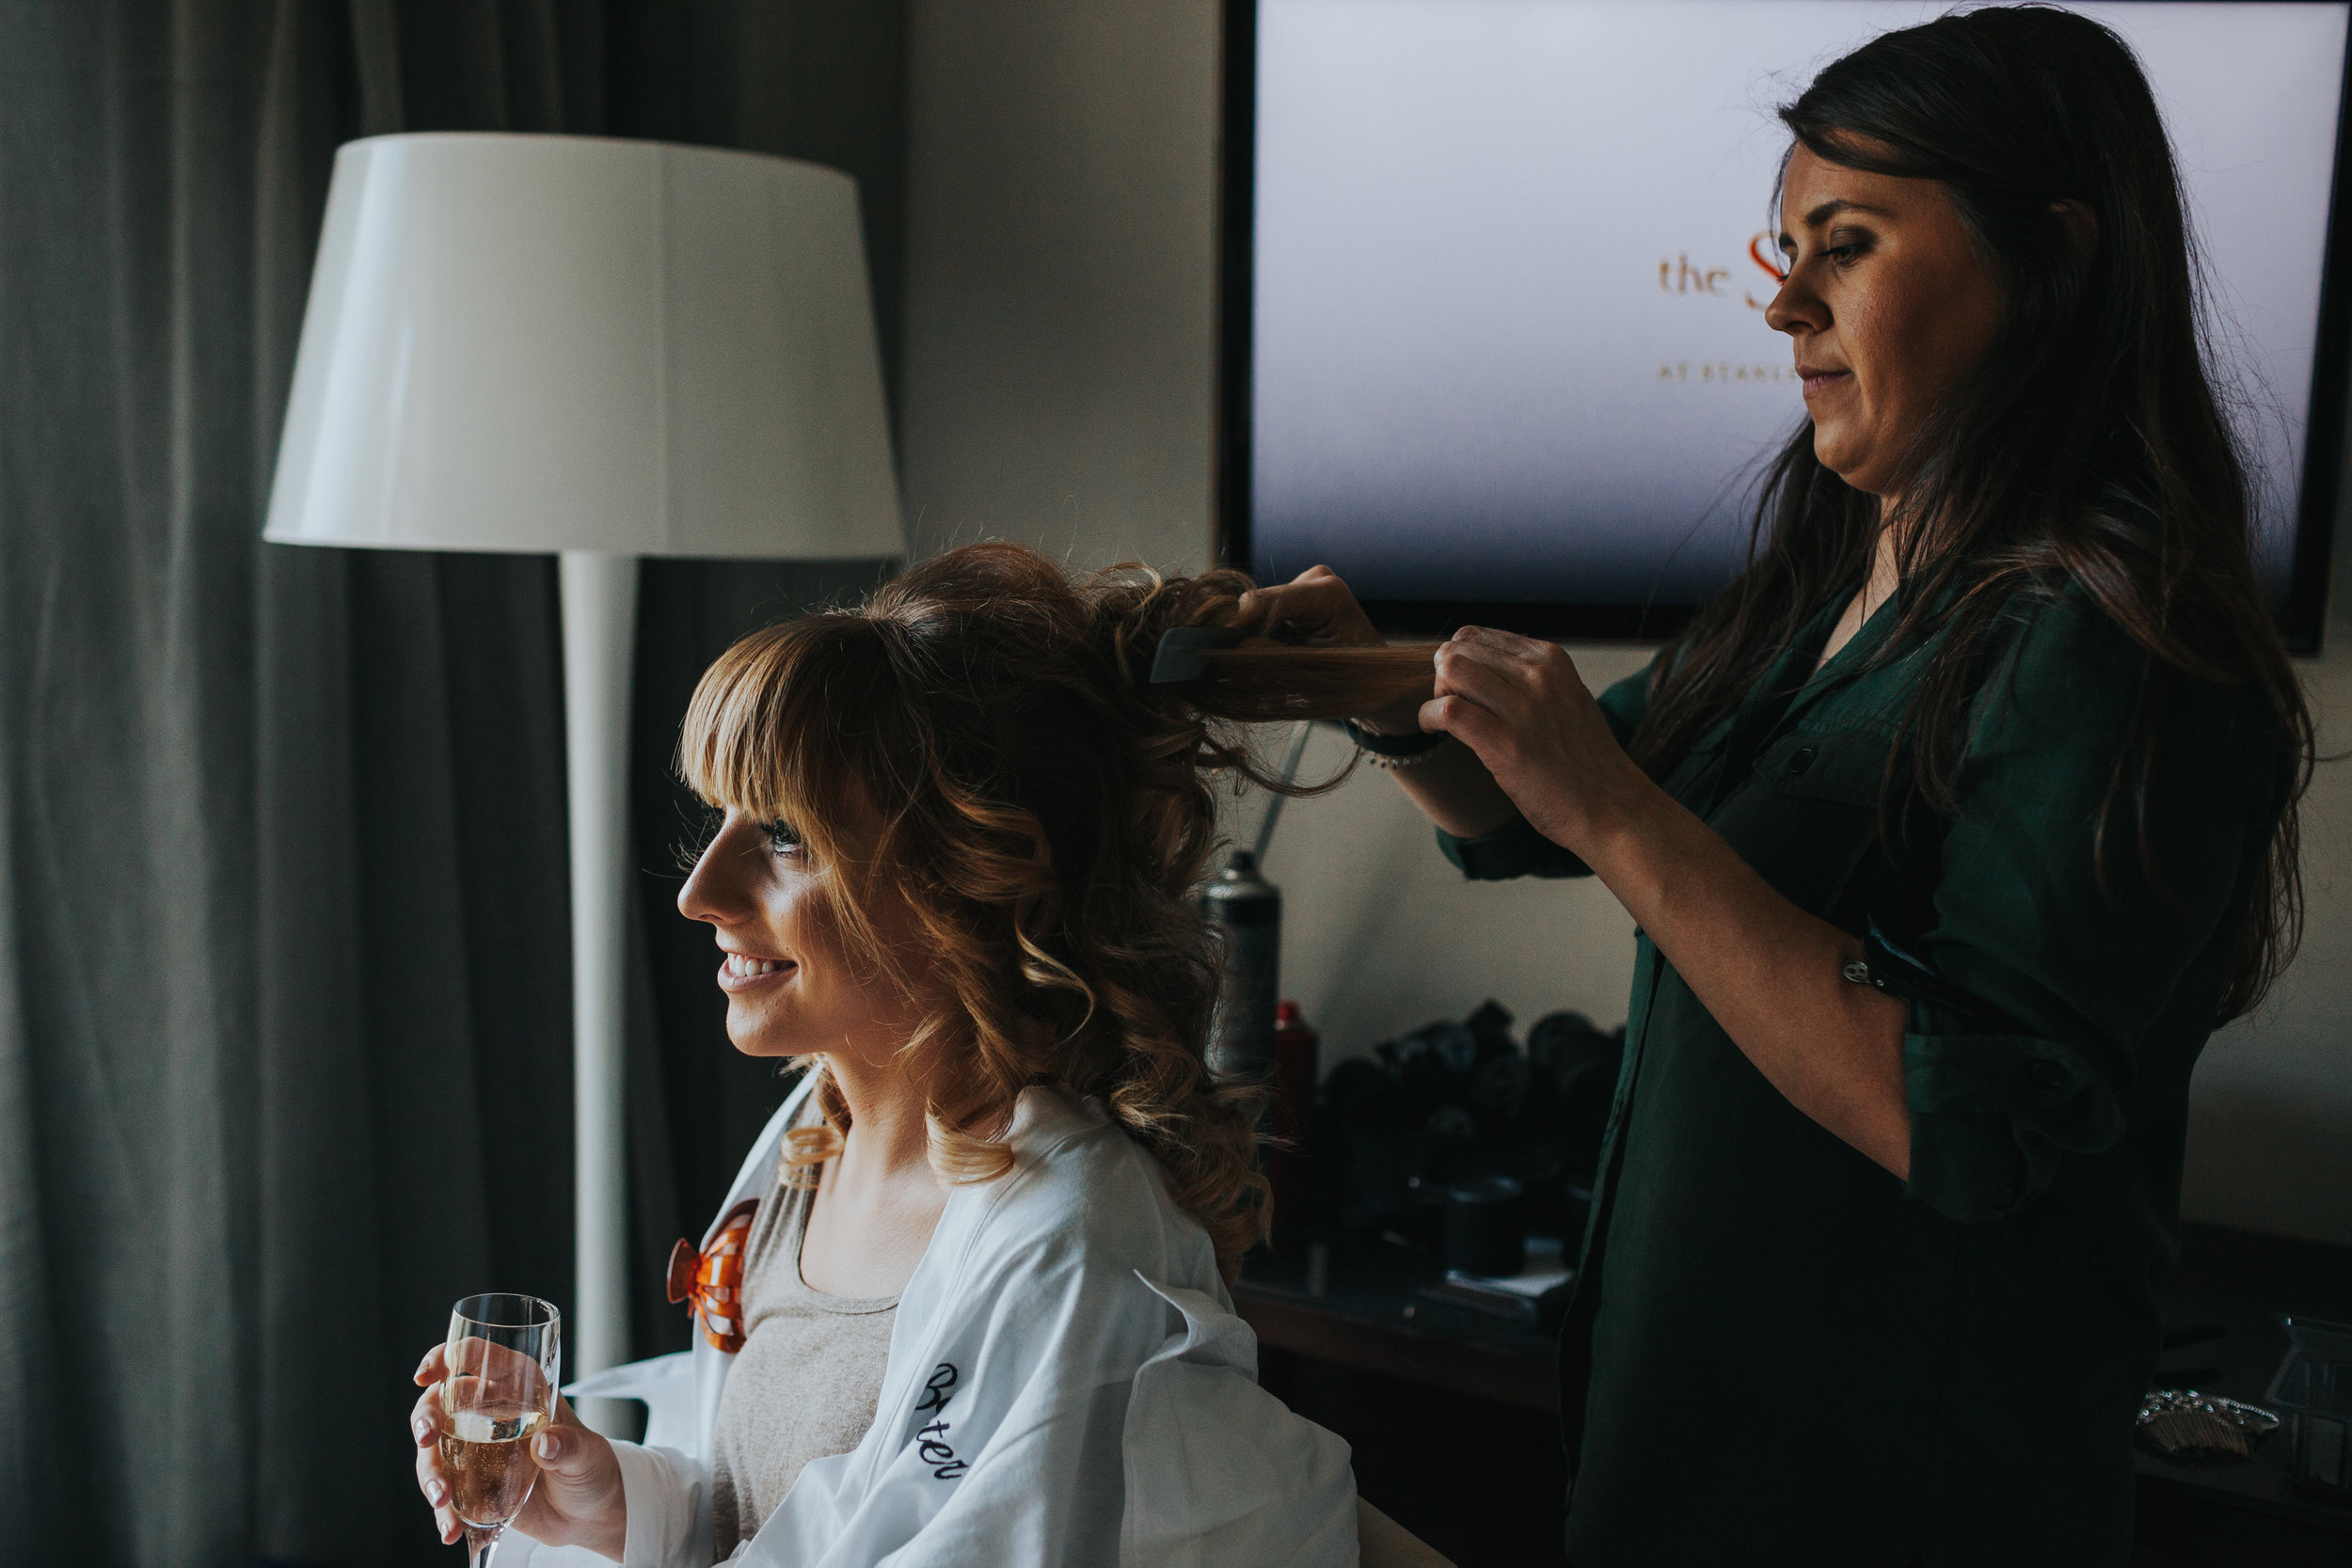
[438,1293,562,1568]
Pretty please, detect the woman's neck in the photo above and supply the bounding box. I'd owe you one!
[801,1048,950,1296]
[1861,522,1902,611]
[823,1047,936,1178]
[1819,523,1905,670]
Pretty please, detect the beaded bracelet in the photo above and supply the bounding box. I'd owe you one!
[1361,740,1454,771]
[1343,719,1453,769]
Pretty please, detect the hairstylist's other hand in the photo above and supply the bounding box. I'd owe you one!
[1422,627,1647,851]
[1234,565,1422,730]
[410,1343,628,1559]
[1233,563,1384,647]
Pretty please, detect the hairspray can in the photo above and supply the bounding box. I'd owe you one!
[1202,849,1280,1082]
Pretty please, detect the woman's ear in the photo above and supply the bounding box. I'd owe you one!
[2050,198,2099,267]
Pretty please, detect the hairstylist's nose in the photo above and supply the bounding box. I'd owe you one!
[1764,269,1820,337]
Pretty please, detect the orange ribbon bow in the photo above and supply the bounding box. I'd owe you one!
[667,1198,758,1354]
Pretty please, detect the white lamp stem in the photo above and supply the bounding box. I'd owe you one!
[560,549,640,1433]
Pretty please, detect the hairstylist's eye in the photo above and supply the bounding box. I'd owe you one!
[759,820,803,856]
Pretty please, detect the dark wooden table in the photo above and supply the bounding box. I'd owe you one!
[1238,1234,1572,1564]
[1235,1233,1563,1413]
[2132,1282,2352,1560]
[1235,1227,2352,1564]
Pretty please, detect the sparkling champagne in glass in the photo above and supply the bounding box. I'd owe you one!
[440,1293,561,1568]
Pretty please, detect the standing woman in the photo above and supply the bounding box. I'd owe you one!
[1244,9,2310,1563]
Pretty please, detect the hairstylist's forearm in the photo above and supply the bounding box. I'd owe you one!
[1391,740,1520,839]
[1577,785,1912,1178]
[1355,692,1519,837]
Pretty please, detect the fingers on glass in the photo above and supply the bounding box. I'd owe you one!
[412,1384,447,1446]
[438,1294,562,1546]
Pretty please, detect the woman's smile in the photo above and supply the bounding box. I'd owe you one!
[679,806,937,1058]
[718,949,798,991]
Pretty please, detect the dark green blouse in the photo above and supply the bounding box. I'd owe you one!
[1437,589,2286,1565]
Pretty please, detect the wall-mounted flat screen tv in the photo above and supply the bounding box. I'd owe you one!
[1219,0,2352,650]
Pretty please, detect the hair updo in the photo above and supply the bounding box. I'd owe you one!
[677,540,1428,1277]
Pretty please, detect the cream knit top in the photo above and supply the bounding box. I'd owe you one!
[707,1165,899,1560]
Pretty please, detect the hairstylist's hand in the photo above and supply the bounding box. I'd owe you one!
[1233,562,1384,646]
[410,1343,628,1559]
[1421,626,1649,851]
[1234,565,1422,730]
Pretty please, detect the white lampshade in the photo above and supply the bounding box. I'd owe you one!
[260,133,903,1418]
[264,132,902,559]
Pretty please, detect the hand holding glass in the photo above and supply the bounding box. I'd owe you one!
[432,1294,561,1567]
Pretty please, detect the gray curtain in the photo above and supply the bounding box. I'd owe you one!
[0,4,904,1563]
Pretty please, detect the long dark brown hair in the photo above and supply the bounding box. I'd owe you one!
[1628,6,2312,1020]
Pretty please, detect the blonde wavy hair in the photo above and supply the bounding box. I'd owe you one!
[677,541,1431,1278]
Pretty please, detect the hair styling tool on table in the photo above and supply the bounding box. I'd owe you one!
[2137,1389,2280,1465]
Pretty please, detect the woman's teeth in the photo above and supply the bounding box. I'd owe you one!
[725,955,789,978]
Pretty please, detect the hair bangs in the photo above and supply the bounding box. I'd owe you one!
[678,616,903,863]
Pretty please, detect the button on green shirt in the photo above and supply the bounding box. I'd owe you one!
[1437,589,2286,1565]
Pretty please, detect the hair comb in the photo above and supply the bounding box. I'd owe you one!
[1149,625,1249,684]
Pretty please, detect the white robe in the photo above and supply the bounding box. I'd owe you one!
[500,1079,1359,1568]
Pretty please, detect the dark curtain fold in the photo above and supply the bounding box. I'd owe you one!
[0,4,907,1563]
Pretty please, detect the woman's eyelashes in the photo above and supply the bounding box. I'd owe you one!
[1823,228,1872,268]
[760,820,803,856]
[1781,231,1873,274]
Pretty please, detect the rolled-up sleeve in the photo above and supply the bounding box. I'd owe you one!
[1901,1015,2129,1222]
[1434,652,1660,882]
[493,1437,706,1568]
[1899,599,2281,1223]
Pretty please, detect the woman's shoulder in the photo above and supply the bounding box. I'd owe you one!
[999,1087,1195,1227]
[1977,578,2135,670]
[967,1087,1216,1282]
[1972,579,2254,714]
[1962,580,2287,789]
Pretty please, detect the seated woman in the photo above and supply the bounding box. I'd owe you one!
[405,542,1440,1566]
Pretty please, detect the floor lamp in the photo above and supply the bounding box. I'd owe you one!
[262,133,904,1421]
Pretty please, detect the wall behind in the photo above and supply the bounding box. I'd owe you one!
[2191,539,2352,1245]
[901,0,1217,571]
[899,0,2352,1246]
